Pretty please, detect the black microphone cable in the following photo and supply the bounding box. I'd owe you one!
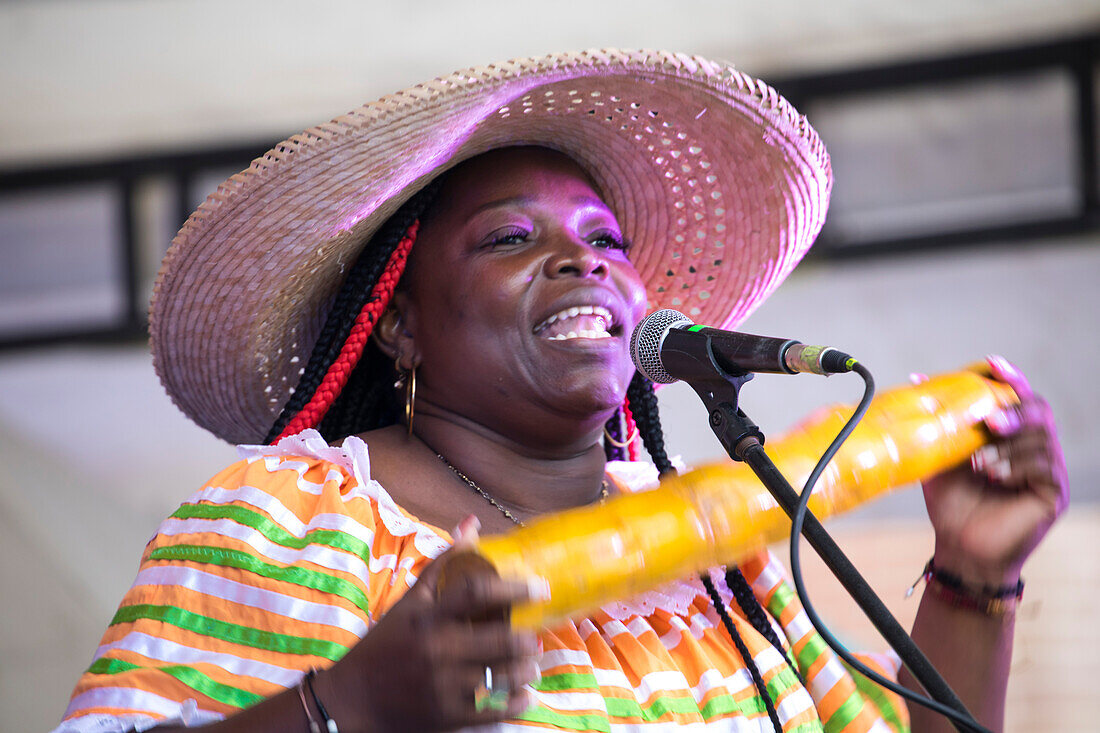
[787,360,992,733]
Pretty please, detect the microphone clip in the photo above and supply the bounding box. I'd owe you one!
[666,334,765,458]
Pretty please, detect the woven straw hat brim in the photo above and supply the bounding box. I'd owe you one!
[150,49,832,445]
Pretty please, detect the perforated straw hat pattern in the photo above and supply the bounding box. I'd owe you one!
[150,49,832,444]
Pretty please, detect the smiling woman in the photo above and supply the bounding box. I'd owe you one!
[53,50,1067,733]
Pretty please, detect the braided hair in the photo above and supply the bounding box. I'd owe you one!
[264,181,442,444]
[625,371,794,732]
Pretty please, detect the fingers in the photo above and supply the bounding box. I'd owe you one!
[985,354,1033,399]
[970,424,1069,513]
[435,556,533,620]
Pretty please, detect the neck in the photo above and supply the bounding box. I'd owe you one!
[411,403,610,519]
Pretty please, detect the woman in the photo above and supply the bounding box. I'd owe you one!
[56,50,1066,733]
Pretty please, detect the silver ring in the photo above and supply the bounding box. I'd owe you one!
[474,666,509,712]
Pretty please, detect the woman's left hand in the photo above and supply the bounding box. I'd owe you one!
[919,355,1069,585]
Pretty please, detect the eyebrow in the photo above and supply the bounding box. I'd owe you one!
[471,194,612,215]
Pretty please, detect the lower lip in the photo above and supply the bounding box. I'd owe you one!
[538,334,622,350]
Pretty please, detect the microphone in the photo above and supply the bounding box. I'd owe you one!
[630,309,855,384]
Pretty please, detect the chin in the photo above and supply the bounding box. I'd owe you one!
[553,377,629,419]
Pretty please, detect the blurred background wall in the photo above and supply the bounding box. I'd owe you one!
[1,1,1098,730]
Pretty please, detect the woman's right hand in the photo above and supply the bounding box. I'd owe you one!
[316,516,541,732]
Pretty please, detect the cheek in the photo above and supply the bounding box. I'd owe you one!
[618,268,649,320]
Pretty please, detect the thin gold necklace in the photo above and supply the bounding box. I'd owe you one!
[434,453,609,527]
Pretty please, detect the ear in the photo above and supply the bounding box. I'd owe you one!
[371,292,417,369]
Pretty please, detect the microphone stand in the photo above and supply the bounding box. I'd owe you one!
[663,344,974,732]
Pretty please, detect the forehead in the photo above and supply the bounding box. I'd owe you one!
[426,147,613,223]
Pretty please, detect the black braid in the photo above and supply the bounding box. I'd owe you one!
[265,182,442,444]
[603,408,626,462]
[701,573,784,732]
[629,371,795,728]
[625,372,673,475]
[317,339,399,441]
[726,566,804,684]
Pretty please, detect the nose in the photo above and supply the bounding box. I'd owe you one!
[543,237,610,280]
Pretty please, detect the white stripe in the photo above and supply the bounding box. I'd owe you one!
[540,647,596,670]
[576,618,600,639]
[158,516,372,579]
[868,719,895,733]
[62,687,222,725]
[631,669,693,702]
[688,609,713,638]
[659,619,684,650]
[775,685,817,726]
[627,616,655,638]
[692,668,752,703]
[785,609,814,643]
[601,618,630,639]
[185,484,376,545]
[93,632,301,688]
[806,656,848,702]
[51,711,159,733]
[530,688,608,712]
[752,561,784,598]
[131,565,370,636]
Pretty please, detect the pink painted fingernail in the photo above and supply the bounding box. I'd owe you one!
[987,354,1021,381]
[908,372,929,385]
[987,409,1019,436]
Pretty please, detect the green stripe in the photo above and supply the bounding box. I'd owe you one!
[765,576,798,621]
[515,704,611,732]
[605,692,699,721]
[700,691,763,719]
[764,661,806,706]
[795,630,833,676]
[534,669,814,728]
[111,604,347,660]
[535,670,599,692]
[149,544,370,617]
[847,661,910,733]
[822,687,867,733]
[88,657,263,709]
[172,503,371,559]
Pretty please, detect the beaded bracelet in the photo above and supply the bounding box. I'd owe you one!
[916,558,1024,617]
[298,669,339,733]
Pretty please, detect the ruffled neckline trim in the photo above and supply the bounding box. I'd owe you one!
[238,429,452,559]
[239,430,706,618]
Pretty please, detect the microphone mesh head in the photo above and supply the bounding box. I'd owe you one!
[630,309,694,383]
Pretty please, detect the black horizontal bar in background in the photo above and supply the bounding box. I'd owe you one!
[769,31,1099,98]
[0,141,274,192]
[0,30,1097,351]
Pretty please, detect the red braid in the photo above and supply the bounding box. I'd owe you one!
[622,397,640,462]
[275,221,419,442]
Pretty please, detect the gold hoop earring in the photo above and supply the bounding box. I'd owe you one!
[404,364,416,437]
[394,358,417,438]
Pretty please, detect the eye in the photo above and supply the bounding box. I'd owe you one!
[589,229,632,252]
[483,226,530,248]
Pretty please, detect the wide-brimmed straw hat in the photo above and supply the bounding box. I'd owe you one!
[151,48,832,444]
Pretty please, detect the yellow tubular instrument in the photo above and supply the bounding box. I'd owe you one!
[472,366,1020,630]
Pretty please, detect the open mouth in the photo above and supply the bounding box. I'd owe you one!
[533,305,621,341]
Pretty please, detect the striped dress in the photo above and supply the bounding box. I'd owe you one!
[55,430,908,732]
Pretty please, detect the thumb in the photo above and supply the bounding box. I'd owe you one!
[410,515,482,595]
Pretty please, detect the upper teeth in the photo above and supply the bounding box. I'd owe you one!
[537,305,614,331]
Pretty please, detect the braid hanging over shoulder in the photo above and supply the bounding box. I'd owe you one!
[265,181,442,444]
